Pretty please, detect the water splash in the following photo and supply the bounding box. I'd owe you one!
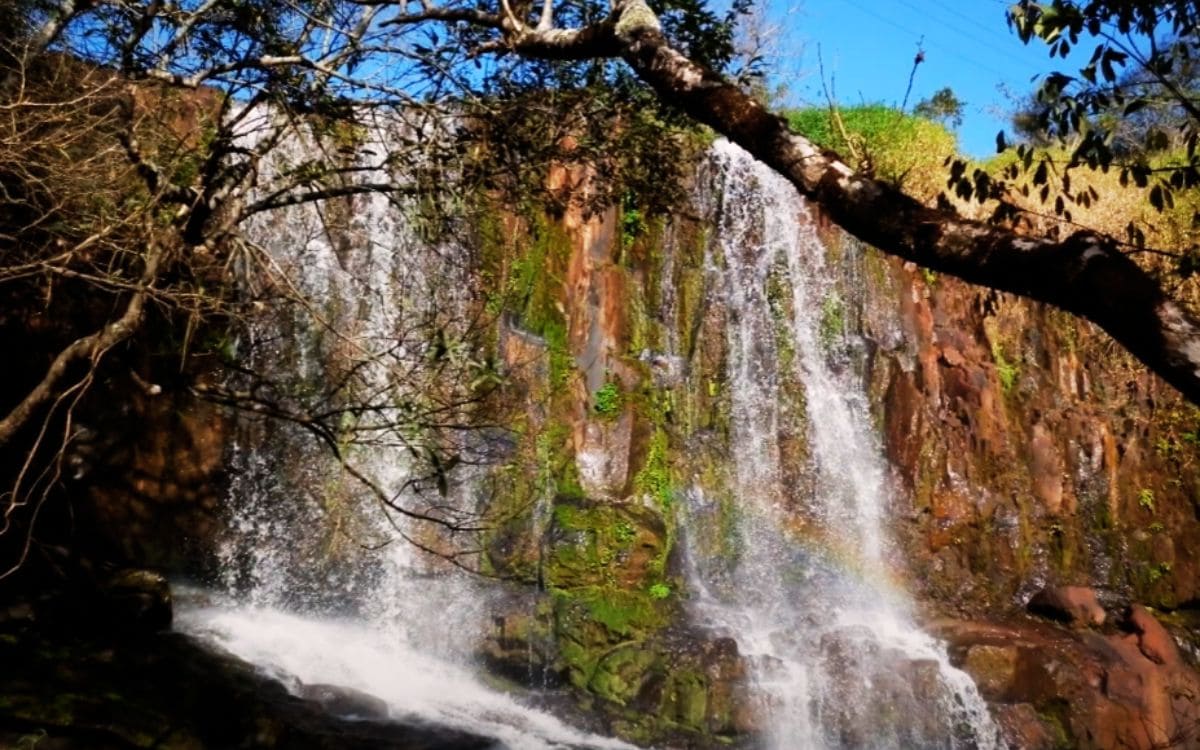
[181,116,629,750]
[681,139,1000,749]
[179,600,634,750]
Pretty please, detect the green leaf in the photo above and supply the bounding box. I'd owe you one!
[1149,184,1165,211]
[1123,99,1149,116]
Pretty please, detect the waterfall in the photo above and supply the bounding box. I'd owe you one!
[681,139,1001,749]
[170,110,998,749]
[175,113,633,750]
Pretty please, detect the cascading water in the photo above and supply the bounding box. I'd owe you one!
[175,113,633,750]
[169,110,998,749]
[680,139,1002,749]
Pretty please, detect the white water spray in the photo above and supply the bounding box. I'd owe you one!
[682,140,1001,749]
[178,601,633,750]
[177,115,633,750]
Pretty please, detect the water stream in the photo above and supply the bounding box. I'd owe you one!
[175,115,633,750]
[680,140,1000,749]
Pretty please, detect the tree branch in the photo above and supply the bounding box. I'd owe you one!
[489,0,1200,403]
[0,239,166,447]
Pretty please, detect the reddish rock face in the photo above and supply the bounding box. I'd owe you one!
[795,218,1200,747]
[1029,423,1066,515]
[1128,604,1182,666]
[990,703,1059,750]
[936,610,1200,750]
[1027,585,1107,627]
[858,243,1200,615]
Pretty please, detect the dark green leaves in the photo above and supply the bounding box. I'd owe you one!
[1002,0,1200,248]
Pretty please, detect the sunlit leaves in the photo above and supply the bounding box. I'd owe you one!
[996,0,1200,271]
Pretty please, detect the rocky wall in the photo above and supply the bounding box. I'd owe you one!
[472,153,1200,746]
[474,174,761,747]
[853,238,1200,621]
[828,220,1200,749]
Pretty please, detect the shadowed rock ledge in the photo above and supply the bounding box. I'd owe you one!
[0,592,497,750]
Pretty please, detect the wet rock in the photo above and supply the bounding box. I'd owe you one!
[699,637,751,735]
[97,568,172,631]
[810,627,957,747]
[1126,605,1180,666]
[299,684,390,720]
[1027,585,1106,627]
[902,657,943,705]
[991,703,1059,750]
[478,607,558,686]
[961,644,1019,701]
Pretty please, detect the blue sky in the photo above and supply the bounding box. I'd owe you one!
[767,0,1088,156]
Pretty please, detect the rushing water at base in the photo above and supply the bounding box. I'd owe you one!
[174,116,633,750]
[680,140,1001,749]
[177,599,634,750]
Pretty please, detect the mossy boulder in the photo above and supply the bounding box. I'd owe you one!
[611,634,755,744]
[549,588,755,746]
[552,589,668,690]
[589,645,658,705]
[544,498,667,590]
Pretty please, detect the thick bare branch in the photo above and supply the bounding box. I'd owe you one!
[612,18,1200,402]
[478,0,1200,403]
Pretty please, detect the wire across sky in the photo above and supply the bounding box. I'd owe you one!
[770,0,1094,156]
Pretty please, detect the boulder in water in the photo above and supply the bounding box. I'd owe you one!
[97,568,172,632]
[299,683,390,720]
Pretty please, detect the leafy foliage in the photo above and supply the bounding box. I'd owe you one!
[786,105,958,194]
[914,87,966,129]
[593,381,623,418]
[968,1,1200,262]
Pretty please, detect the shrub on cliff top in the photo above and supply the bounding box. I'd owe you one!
[785,105,958,198]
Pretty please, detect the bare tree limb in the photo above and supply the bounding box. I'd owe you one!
[0,237,166,447]
[474,0,1200,404]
